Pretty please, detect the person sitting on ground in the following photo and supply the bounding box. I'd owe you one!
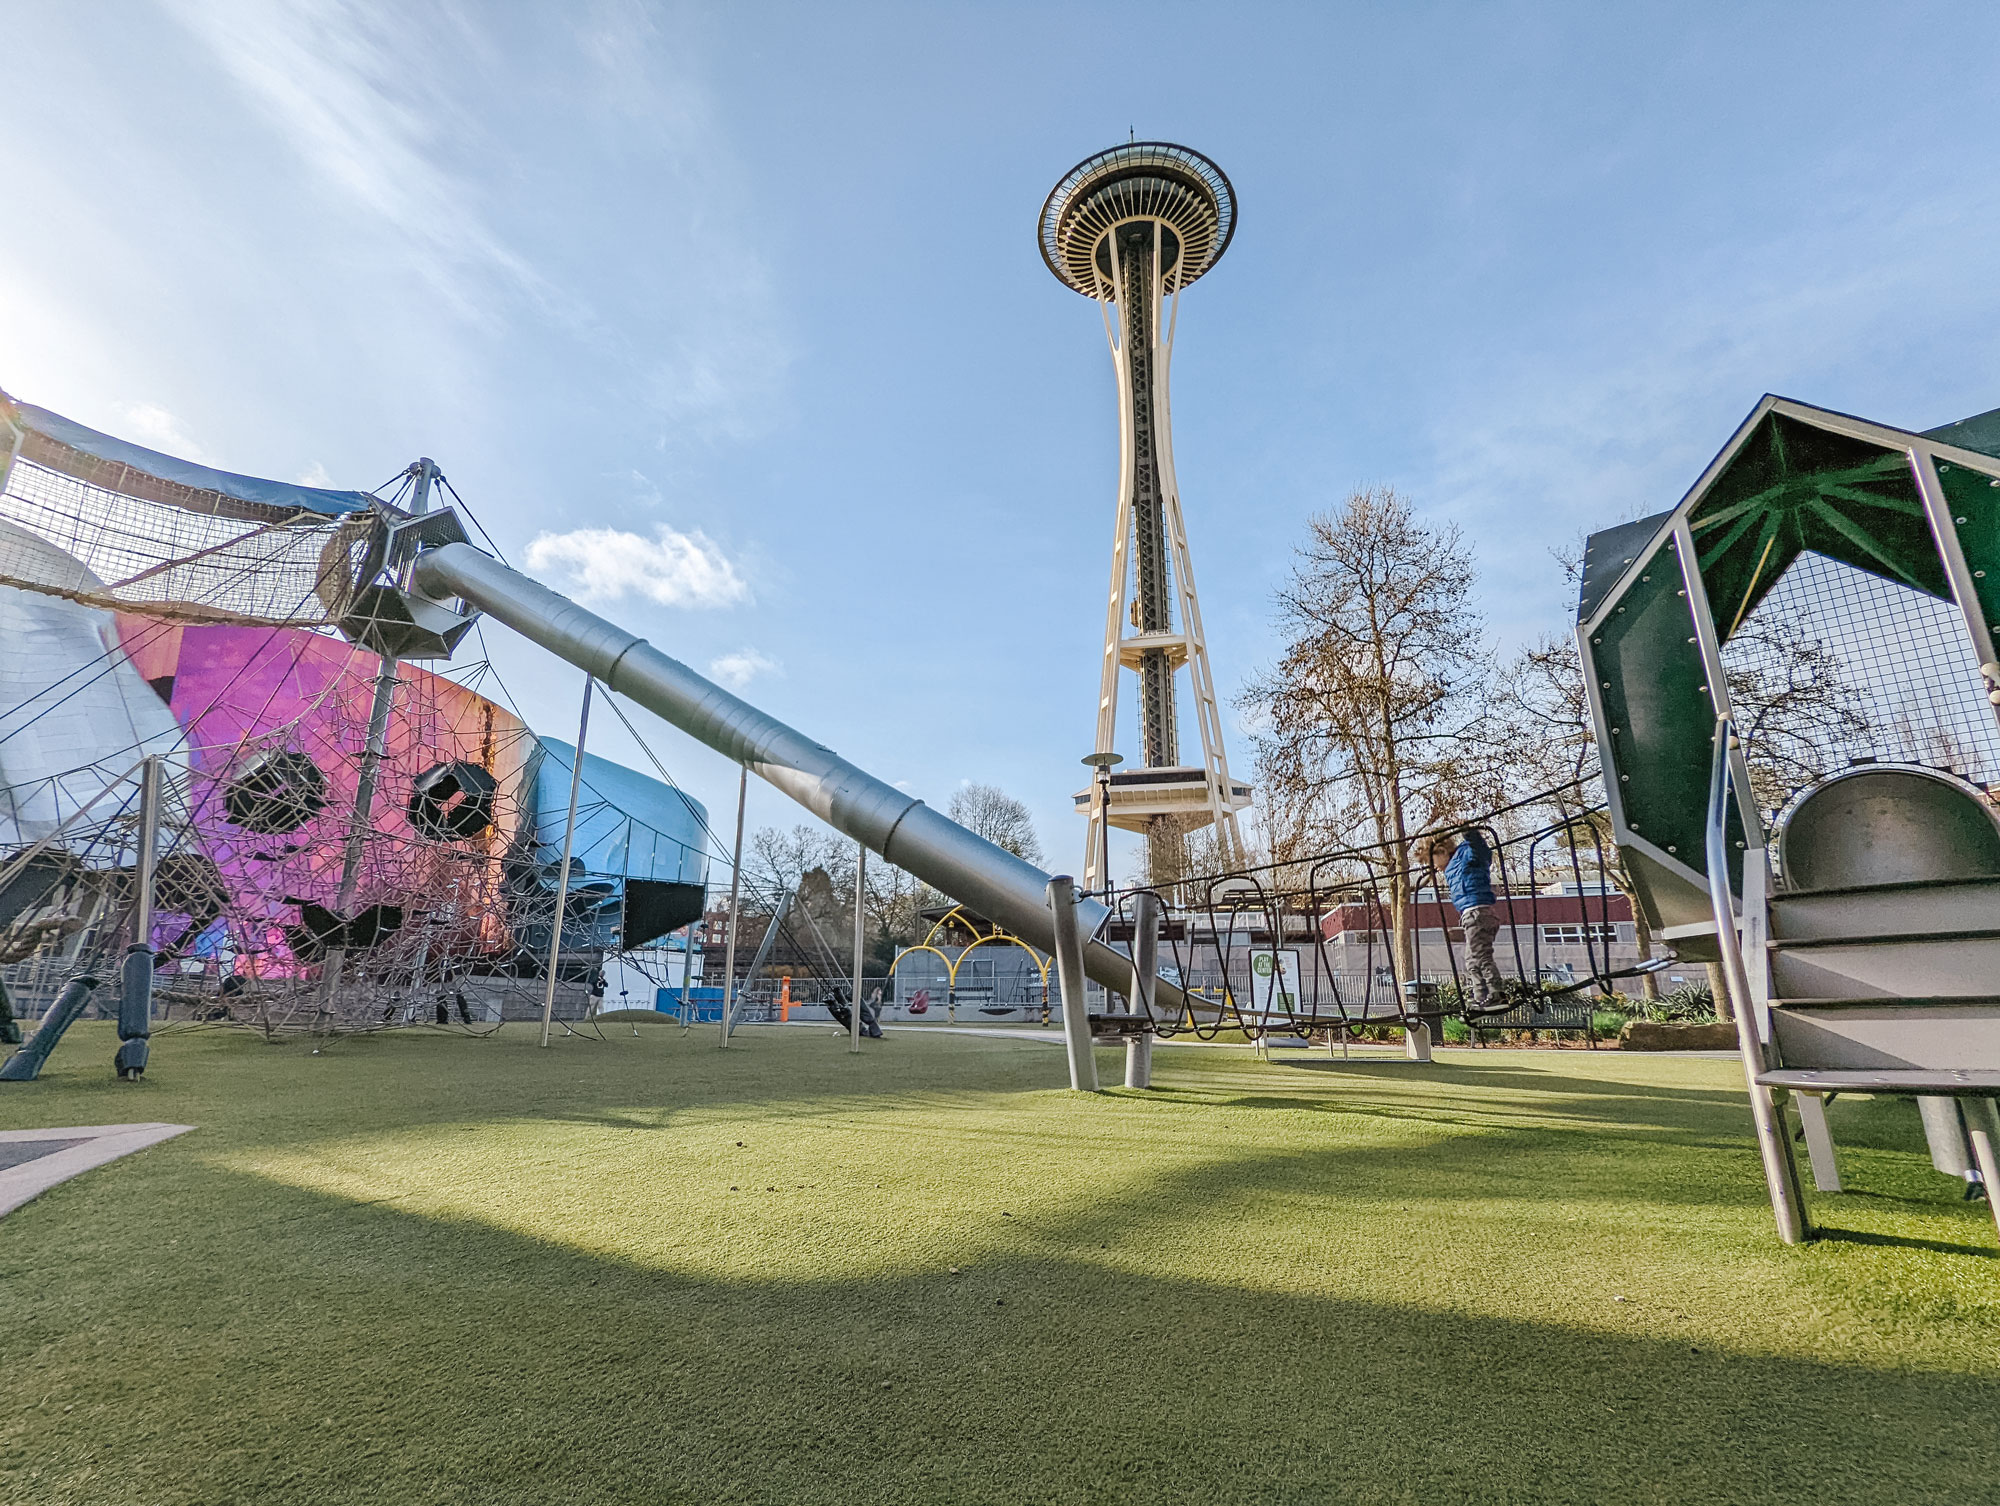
[1431,828,1505,1015]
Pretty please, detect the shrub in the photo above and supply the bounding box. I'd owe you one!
[1648,983,1717,1024]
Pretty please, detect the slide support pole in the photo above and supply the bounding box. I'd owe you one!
[1048,876,1097,1092]
[1125,889,1159,1089]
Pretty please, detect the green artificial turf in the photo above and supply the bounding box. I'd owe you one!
[0,1022,1994,1505]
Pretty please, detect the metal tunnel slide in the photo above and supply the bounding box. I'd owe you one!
[411,541,1181,1014]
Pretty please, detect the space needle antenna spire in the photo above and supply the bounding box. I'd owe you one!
[1039,142,1251,892]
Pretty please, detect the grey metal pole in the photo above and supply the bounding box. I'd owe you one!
[678,921,695,1025]
[412,541,1180,1014]
[131,757,161,951]
[1047,875,1097,1092]
[0,409,25,499]
[719,764,747,1047]
[1707,717,1809,1244]
[540,677,594,1047]
[851,842,866,1053]
[1125,889,1159,1089]
[114,755,163,1079]
[1966,1099,2000,1244]
[0,973,100,1082]
[338,458,436,912]
[1098,770,1113,897]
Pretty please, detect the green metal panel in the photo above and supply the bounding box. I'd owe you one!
[1923,406,2000,460]
[1937,456,2000,637]
[1588,533,1718,871]
[1690,412,1946,639]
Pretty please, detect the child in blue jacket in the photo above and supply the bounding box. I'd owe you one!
[1432,829,1504,1013]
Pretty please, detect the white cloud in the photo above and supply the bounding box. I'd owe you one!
[524,524,749,609]
[294,461,335,487]
[112,402,213,464]
[708,649,780,689]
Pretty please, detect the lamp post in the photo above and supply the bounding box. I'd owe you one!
[1081,752,1123,899]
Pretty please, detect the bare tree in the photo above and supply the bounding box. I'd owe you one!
[946,783,1044,865]
[746,822,936,977]
[1487,627,1658,994]
[1488,544,1869,1000]
[1721,603,1871,816]
[1243,487,1488,986]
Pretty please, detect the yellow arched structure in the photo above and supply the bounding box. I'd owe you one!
[885,942,959,985]
[952,932,1051,986]
[888,910,1051,991]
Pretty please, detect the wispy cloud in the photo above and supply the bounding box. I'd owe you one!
[524,524,749,609]
[707,649,780,689]
[158,0,788,439]
[112,402,214,464]
[158,0,540,324]
[1420,184,2000,648]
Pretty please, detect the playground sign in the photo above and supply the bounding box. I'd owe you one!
[1248,949,1300,1018]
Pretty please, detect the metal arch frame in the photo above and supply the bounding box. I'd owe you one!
[918,904,988,949]
[886,932,1051,998]
[952,930,1052,986]
[886,942,959,983]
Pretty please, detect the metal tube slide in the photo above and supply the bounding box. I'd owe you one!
[412,542,1180,1011]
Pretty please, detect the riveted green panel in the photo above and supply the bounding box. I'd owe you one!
[1690,413,1946,641]
[1588,533,1718,873]
[1936,455,2000,639]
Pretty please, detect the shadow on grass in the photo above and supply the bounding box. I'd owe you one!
[1277,1054,1751,1103]
[1812,1225,1995,1258]
[2,1166,1997,1506]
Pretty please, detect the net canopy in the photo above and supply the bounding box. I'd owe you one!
[0,391,374,628]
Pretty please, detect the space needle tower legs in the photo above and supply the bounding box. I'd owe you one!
[1040,144,1252,892]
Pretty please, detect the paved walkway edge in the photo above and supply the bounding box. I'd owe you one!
[0,1123,194,1219]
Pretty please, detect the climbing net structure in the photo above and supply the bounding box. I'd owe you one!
[0,394,708,1039]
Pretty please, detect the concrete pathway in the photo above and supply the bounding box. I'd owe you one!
[0,1123,193,1219]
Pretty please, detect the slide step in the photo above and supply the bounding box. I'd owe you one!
[1768,879,2000,945]
[1772,929,2000,951]
[1772,876,2000,901]
[1757,1068,2000,1096]
[1772,996,2000,1009]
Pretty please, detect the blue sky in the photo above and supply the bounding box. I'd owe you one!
[6,1,2000,878]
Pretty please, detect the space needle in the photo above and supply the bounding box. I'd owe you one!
[1040,142,1251,890]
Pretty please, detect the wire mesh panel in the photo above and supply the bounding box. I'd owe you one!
[0,459,355,627]
[1724,550,2000,811]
